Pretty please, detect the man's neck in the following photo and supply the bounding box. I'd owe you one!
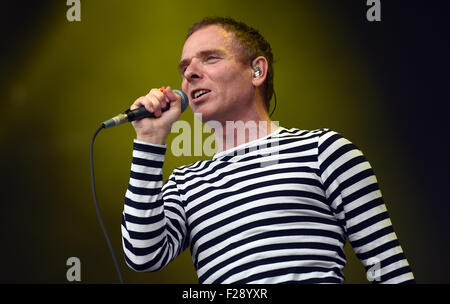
[212,112,280,153]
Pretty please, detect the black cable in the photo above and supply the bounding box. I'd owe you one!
[269,89,277,118]
[90,125,124,284]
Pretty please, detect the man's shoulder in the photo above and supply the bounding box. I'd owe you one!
[172,159,213,175]
[170,128,342,175]
[277,126,335,139]
[277,127,350,153]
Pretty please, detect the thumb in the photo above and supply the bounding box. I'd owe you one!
[165,86,181,104]
[164,86,182,118]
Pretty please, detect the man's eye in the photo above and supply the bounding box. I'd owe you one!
[207,56,218,61]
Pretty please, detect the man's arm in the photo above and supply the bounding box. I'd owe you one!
[318,129,415,283]
[121,86,187,271]
[121,140,188,272]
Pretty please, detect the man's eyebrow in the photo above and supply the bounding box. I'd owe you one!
[178,58,190,72]
[178,49,227,71]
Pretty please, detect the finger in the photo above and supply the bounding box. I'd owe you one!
[160,86,171,109]
[155,86,170,110]
[148,88,165,100]
[148,88,167,111]
[145,94,162,117]
[130,96,152,112]
[165,86,180,103]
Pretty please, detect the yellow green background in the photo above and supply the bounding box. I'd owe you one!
[1,0,448,283]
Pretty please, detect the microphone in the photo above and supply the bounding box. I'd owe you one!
[102,89,189,128]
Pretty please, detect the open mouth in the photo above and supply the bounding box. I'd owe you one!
[192,89,211,100]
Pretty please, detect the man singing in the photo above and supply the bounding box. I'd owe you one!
[121,17,414,284]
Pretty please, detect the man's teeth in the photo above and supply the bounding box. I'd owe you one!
[194,90,209,99]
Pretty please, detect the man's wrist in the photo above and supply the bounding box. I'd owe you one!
[136,135,167,145]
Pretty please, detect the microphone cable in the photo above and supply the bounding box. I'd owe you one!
[90,125,124,284]
[269,89,277,118]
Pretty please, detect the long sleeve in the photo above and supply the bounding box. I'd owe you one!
[121,140,188,272]
[318,129,415,283]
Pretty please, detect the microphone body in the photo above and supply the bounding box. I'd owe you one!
[102,89,188,128]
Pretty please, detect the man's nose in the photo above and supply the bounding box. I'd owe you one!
[184,60,202,81]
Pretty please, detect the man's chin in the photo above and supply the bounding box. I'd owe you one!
[193,109,218,123]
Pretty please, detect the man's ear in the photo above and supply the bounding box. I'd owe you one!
[251,56,268,87]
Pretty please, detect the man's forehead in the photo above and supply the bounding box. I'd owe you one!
[189,24,233,40]
[182,25,235,55]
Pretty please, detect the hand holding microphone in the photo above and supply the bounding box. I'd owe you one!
[102,86,189,144]
[93,86,188,284]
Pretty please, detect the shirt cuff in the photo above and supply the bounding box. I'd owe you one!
[133,139,167,155]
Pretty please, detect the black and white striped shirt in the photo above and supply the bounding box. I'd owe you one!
[121,127,414,283]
